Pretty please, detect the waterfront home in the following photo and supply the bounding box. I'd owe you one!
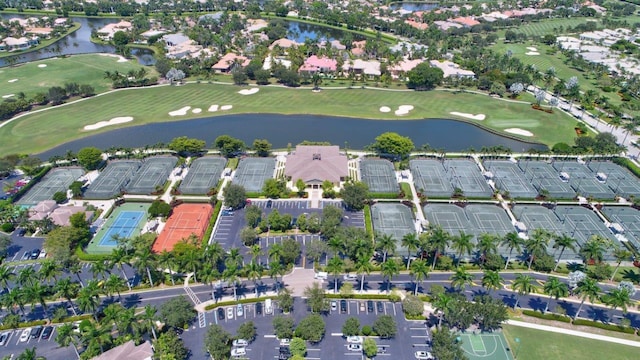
[299,55,338,74]
[212,52,250,73]
[97,20,133,41]
[285,145,348,188]
[430,60,475,79]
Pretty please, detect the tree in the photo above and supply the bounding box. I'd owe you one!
[501,232,523,270]
[525,229,551,270]
[165,68,186,84]
[168,136,206,155]
[611,247,632,281]
[410,259,430,295]
[424,226,450,270]
[237,321,257,342]
[432,326,466,360]
[294,313,325,343]
[0,264,15,292]
[52,191,67,204]
[289,337,307,357]
[272,316,295,339]
[204,324,231,360]
[580,236,606,264]
[354,255,373,293]
[281,237,301,266]
[148,200,172,218]
[574,278,600,320]
[44,226,90,264]
[76,147,103,170]
[340,181,369,210]
[376,233,396,263]
[304,283,329,313]
[450,267,474,292]
[252,139,272,157]
[369,132,414,160]
[373,315,397,339]
[363,338,378,358]
[402,232,420,269]
[223,184,247,209]
[603,288,632,314]
[552,234,577,271]
[326,256,344,293]
[159,296,196,329]
[112,31,129,46]
[214,135,245,157]
[154,331,188,360]
[481,270,503,294]
[342,317,360,336]
[381,259,399,293]
[451,231,474,267]
[56,323,80,359]
[240,226,258,246]
[406,62,444,90]
[512,273,534,309]
[402,294,424,317]
[305,239,327,266]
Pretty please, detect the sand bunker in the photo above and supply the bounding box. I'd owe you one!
[2,94,14,99]
[84,116,133,131]
[526,47,537,51]
[100,53,128,63]
[504,128,533,137]
[208,105,219,112]
[192,108,202,114]
[238,88,259,95]
[380,106,391,113]
[169,106,191,116]
[395,105,414,116]
[8,79,18,83]
[220,105,233,111]
[38,64,47,68]
[525,51,540,56]
[450,112,486,121]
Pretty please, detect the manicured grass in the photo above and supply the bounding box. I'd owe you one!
[0,23,81,59]
[502,324,639,360]
[0,54,157,98]
[499,18,600,37]
[0,83,577,155]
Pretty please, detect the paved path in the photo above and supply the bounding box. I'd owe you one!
[505,319,640,347]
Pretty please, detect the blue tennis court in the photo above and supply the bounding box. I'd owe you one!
[98,210,145,246]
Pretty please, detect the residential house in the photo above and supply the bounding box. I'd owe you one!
[299,55,337,74]
[212,52,250,73]
[269,38,299,50]
[285,145,348,188]
[162,33,206,59]
[390,58,423,79]
[262,56,292,70]
[25,27,53,38]
[97,20,132,41]
[351,40,366,57]
[450,17,480,27]
[91,340,153,360]
[433,21,463,31]
[429,60,475,78]
[1,37,37,51]
[347,59,381,78]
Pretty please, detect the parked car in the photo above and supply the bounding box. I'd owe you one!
[236,304,243,317]
[340,300,347,313]
[30,326,43,339]
[359,302,366,312]
[15,228,26,236]
[230,347,246,357]
[331,300,338,312]
[232,339,248,347]
[347,344,362,352]
[376,301,384,313]
[343,273,358,281]
[255,302,263,315]
[217,308,225,320]
[415,351,435,359]
[367,300,374,313]
[19,328,31,342]
[41,326,53,340]
[227,307,234,319]
[279,338,291,346]
[30,249,41,260]
[266,199,273,208]
[346,336,363,344]
[0,332,9,346]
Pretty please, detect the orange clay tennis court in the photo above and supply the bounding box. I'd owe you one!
[152,204,213,252]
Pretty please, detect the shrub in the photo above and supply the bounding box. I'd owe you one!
[1,223,15,232]
[361,325,373,336]
[572,319,635,334]
[522,309,571,323]
[402,295,424,317]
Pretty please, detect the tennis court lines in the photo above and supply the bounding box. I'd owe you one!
[234,158,275,192]
[360,159,398,193]
[126,157,177,194]
[371,203,415,241]
[484,161,536,197]
[410,160,452,196]
[458,332,513,360]
[17,167,85,205]
[589,162,640,196]
[446,160,492,197]
[179,157,225,194]
[99,210,145,246]
[519,161,575,198]
[85,161,140,199]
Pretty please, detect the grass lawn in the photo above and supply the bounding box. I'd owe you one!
[497,18,600,37]
[502,324,640,360]
[0,54,157,98]
[0,83,577,155]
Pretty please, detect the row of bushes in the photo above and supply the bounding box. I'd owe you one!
[523,310,637,334]
[203,295,277,311]
[0,313,92,331]
[202,201,222,246]
[522,309,571,323]
[325,293,398,301]
[613,157,640,179]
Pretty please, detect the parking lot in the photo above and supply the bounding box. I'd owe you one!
[0,324,76,360]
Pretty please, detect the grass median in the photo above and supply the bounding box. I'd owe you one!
[0,83,577,155]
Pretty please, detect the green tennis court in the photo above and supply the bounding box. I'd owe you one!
[457,332,514,360]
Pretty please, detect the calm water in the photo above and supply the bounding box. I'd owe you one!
[286,21,363,43]
[37,114,547,159]
[0,15,154,66]
[390,2,440,12]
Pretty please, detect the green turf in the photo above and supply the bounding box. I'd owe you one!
[498,18,600,37]
[0,83,579,155]
[502,324,640,360]
[0,54,156,98]
[86,202,150,255]
[458,332,513,360]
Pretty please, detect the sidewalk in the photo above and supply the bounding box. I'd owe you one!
[505,319,640,347]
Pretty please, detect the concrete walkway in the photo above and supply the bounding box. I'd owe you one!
[505,319,640,347]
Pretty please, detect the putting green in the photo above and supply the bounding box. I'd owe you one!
[0,83,578,155]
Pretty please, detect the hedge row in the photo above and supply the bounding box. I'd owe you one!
[363,205,373,237]
[370,192,402,199]
[202,201,222,246]
[325,293,395,300]
[572,319,636,334]
[522,309,571,323]
[613,157,640,178]
[204,295,277,311]
[0,313,94,331]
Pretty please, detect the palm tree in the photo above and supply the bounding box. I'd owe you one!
[512,273,534,309]
[222,264,240,300]
[0,264,15,292]
[579,237,605,264]
[180,247,201,283]
[268,261,285,292]
[56,323,80,359]
[55,277,78,316]
[552,234,577,271]
[250,244,263,262]
[157,249,176,286]
[354,255,373,293]
[401,232,420,269]
[450,267,474,292]
[501,232,524,270]
[104,274,125,300]
[432,293,453,328]
[451,231,474,267]
[4,287,26,314]
[603,288,633,314]
[38,259,61,283]
[381,260,399,293]
[204,242,225,266]
[622,120,637,144]
[17,266,37,287]
[425,226,451,270]
[375,233,396,263]
[246,261,264,297]
[90,261,109,280]
[543,276,568,313]
[326,256,344,294]
[476,233,499,264]
[410,259,430,295]
[25,282,49,319]
[268,243,284,265]
[17,347,38,360]
[525,229,551,270]
[481,270,503,294]
[327,236,345,258]
[226,247,244,269]
[611,247,632,281]
[140,304,158,340]
[135,247,156,287]
[77,285,101,321]
[69,261,85,288]
[79,321,112,354]
[574,278,600,320]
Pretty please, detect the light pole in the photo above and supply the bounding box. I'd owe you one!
[514,337,522,359]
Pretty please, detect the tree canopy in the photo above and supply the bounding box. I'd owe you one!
[223,184,247,209]
[406,63,444,90]
[369,132,414,160]
[159,296,196,329]
[214,135,246,157]
[168,136,206,155]
[294,313,325,343]
[76,147,103,170]
[340,181,369,210]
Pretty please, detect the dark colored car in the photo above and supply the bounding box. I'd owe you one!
[15,228,26,236]
[41,326,53,340]
[217,308,225,320]
[376,301,384,313]
[266,199,273,208]
[340,300,347,314]
[0,332,9,346]
[30,249,41,260]
[30,326,43,339]
[256,302,263,315]
[367,300,374,313]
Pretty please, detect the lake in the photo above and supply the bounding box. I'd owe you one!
[286,20,364,43]
[37,114,547,159]
[390,2,440,12]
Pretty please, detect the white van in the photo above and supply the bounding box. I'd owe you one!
[314,271,328,280]
[265,299,273,315]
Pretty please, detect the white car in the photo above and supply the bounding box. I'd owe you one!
[230,347,246,357]
[227,307,234,319]
[346,336,363,344]
[347,344,362,352]
[415,351,435,360]
[331,301,338,311]
[19,328,31,342]
[233,339,248,347]
[343,274,358,281]
[236,304,244,317]
[279,338,291,346]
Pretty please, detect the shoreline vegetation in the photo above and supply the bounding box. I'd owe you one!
[0,22,81,60]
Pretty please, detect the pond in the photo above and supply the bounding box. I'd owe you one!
[0,15,155,67]
[286,20,364,43]
[37,114,547,159]
[389,2,440,12]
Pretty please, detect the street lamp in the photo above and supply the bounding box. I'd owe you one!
[514,337,522,359]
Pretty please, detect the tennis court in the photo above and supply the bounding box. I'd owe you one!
[484,161,537,198]
[410,159,453,197]
[233,157,275,192]
[466,205,515,238]
[152,203,213,252]
[126,156,177,194]
[552,162,614,199]
[360,159,399,193]
[458,332,514,360]
[87,202,149,254]
[423,203,475,239]
[17,167,85,206]
[179,156,226,195]
[587,161,640,199]
[444,159,493,198]
[600,206,640,249]
[519,161,575,199]
[554,206,620,254]
[371,203,415,255]
[84,160,140,199]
